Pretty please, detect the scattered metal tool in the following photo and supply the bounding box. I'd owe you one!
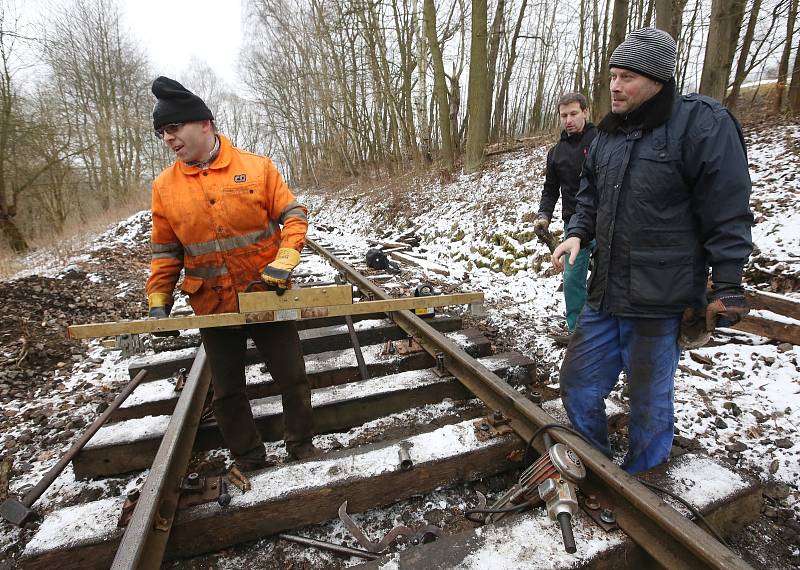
[218,478,231,507]
[278,533,379,560]
[338,500,442,553]
[468,441,586,553]
[397,442,414,471]
[0,370,149,527]
[227,465,251,493]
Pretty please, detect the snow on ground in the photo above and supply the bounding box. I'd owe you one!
[300,122,800,520]
[10,211,153,282]
[1,121,799,567]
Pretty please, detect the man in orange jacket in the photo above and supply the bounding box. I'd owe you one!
[146,76,318,469]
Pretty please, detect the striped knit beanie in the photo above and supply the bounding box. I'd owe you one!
[609,28,676,83]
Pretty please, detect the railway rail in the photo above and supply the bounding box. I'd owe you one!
[13,236,760,569]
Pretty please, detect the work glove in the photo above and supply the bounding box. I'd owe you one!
[534,216,558,253]
[533,216,550,233]
[261,247,301,290]
[678,307,711,350]
[147,292,179,337]
[705,286,749,331]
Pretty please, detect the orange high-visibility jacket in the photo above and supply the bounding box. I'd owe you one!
[145,134,308,315]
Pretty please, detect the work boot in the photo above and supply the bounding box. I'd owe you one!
[286,442,323,461]
[233,454,269,473]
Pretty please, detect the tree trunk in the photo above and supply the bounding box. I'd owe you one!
[464,0,489,173]
[575,0,587,92]
[414,0,432,163]
[449,64,462,152]
[658,0,688,39]
[424,0,455,170]
[655,0,672,33]
[486,0,505,142]
[643,0,655,27]
[0,212,28,253]
[594,0,629,118]
[590,0,604,110]
[725,0,762,111]
[676,0,700,91]
[492,0,528,140]
[774,0,798,113]
[790,28,800,113]
[699,0,747,102]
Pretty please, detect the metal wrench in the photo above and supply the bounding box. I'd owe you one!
[338,500,442,553]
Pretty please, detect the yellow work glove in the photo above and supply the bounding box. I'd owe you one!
[261,247,301,289]
[147,292,173,317]
[147,292,178,337]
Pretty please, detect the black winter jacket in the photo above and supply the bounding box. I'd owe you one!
[539,125,598,225]
[566,83,753,317]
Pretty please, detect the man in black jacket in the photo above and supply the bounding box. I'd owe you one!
[536,93,597,340]
[552,28,753,474]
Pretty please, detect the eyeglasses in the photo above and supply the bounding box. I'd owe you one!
[154,123,184,139]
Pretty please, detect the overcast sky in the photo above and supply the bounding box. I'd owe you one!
[119,0,244,85]
[12,0,245,86]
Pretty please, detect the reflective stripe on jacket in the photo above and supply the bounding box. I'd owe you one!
[145,134,308,315]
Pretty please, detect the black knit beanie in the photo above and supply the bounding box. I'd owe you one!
[151,76,214,130]
[609,28,676,83]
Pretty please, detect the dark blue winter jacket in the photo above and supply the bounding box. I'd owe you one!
[539,124,597,226]
[566,81,754,317]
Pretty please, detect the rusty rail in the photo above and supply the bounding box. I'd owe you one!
[307,237,752,570]
[1,370,149,527]
[111,346,212,569]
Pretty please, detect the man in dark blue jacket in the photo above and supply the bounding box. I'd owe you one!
[536,93,597,341]
[551,28,753,474]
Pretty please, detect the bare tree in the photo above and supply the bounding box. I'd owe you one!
[725,0,763,110]
[492,0,528,139]
[789,25,800,112]
[43,0,152,211]
[775,0,798,112]
[699,0,747,102]
[415,0,433,162]
[593,0,629,118]
[486,0,505,142]
[464,0,489,173]
[655,0,688,38]
[425,0,456,169]
[0,4,27,250]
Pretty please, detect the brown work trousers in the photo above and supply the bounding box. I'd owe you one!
[200,321,314,463]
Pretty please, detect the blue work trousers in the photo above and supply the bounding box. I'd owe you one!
[559,306,681,474]
[563,242,593,330]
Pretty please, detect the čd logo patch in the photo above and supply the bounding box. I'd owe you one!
[234,174,247,183]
